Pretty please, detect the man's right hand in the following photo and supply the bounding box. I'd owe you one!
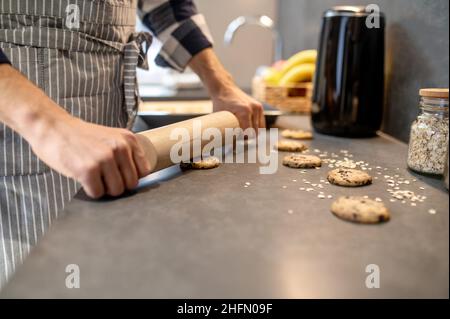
[28,116,152,199]
[1,64,151,199]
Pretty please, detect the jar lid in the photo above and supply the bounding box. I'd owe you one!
[324,6,384,18]
[419,88,449,99]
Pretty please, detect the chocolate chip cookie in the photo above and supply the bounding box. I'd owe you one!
[327,168,372,187]
[180,156,220,170]
[282,154,322,169]
[276,140,308,152]
[281,129,314,140]
[331,196,390,224]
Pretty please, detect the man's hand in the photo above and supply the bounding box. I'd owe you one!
[28,117,152,199]
[0,64,151,199]
[211,83,265,132]
[189,49,266,131]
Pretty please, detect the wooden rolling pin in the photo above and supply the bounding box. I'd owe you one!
[136,111,239,172]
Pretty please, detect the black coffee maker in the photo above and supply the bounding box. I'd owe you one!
[312,6,385,137]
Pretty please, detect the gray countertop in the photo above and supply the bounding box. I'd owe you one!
[1,116,449,298]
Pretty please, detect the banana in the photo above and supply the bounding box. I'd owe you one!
[279,63,316,86]
[263,68,283,85]
[279,49,317,78]
[262,50,317,86]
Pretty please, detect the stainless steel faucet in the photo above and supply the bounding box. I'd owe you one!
[224,15,283,63]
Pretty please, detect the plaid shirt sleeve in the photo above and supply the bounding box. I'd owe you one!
[138,0,213,72]
[0,49,10,65]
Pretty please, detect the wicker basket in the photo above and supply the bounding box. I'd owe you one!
[252,76,313,113]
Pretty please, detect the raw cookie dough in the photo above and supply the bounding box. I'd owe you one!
[276,140,308,152]
[327,168,373,187]
[281,129,314,140]
[331,196,390,224]
[282,154,322,168]
[180,156,220,170]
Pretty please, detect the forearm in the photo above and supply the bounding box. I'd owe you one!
[188,48,235,96]
[0,64,71,143]
[188,48,265,130]
[0,65,150,199]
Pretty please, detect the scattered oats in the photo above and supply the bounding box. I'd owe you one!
[292,179,297,182]
[375,198,383,202]
[312,184,317,187]
[363,195,369,199]
[282,186,287,189]
[299,187,305,191]
[335,159,357,169]
[306,188,314,192]
[390,199,397,202]
[244,185,249,188]
[318,194,326,199]
[411,203,417,207]
[327,195,333,199]
[429,209,437,215]
[288,210,294,214]
[420,187,425,190]
[245,182,251,186]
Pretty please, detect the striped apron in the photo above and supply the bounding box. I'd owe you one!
[0,0,152,288]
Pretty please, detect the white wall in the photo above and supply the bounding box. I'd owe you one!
[196,0,278,89]
[137,0,278,91]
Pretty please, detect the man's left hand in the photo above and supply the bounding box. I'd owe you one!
[211,83,265,132]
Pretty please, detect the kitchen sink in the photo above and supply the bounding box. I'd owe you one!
[134,100,284,131]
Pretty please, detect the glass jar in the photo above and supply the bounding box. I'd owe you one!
[444,142,449,190]
[407,89,449,175]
